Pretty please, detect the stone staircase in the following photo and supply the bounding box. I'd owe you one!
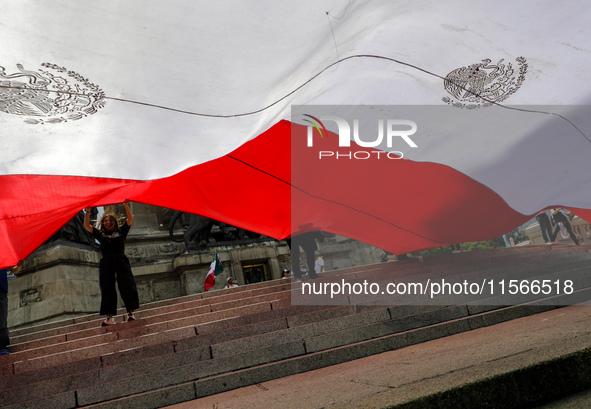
[1,245,590,409]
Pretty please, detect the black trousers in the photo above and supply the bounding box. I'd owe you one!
[550,220,580,245]
[99,254,140,315]
[535,213,553,243]
[287,232,319,279]
[0,291,9,349]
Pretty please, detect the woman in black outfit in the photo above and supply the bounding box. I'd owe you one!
[549,208,580,245]
[84,200,140,326]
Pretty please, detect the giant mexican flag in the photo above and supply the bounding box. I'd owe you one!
[1,0,591,266]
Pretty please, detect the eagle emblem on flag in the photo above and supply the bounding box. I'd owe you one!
[0,62,105,124]
[442,57,528,108]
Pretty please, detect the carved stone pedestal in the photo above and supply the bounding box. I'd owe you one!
[8,244,101,328]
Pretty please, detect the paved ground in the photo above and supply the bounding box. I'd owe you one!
[165,303,591,409]
[537,389,591,409]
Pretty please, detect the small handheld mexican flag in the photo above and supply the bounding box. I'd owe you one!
[204,250,224,292]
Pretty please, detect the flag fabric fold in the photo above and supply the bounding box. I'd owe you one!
[1,0,591,265]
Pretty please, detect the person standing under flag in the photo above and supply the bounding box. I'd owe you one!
[204,251,224,292]
[0,261,23,355]
[550,208,580,246]
[84,200,140,326]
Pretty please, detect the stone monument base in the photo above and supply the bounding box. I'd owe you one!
[8,243,101,328]
[7,201,387,329]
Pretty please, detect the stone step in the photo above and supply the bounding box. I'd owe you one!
[0,303,531,407]
[293,254,591,307]
[8,277,290,336]
[9,288,292,353]
[0,305,406,404]
[158,304,591,409]
[18,303,567,409]
[0,249,540,360]
[8,263,581,378]
[8,245,575,363]
[5,284,590,409]
[9,245,578,341]
[1,304,341,390]
[0,299,283,375]
[0,305,430,385]
[1,245,589,408]
[326,243,553,274]
[322,247,589,287]
[9,280,292,340]
[329,255,590,291]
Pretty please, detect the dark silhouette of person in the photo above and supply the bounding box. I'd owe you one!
[549,208,580,245]
[286,231,325,281]
[535,210,553,244]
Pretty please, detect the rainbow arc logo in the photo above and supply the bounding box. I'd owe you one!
[302,114,328,139]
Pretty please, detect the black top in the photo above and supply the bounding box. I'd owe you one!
[92,223,131,256]
[553,211,568,224]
